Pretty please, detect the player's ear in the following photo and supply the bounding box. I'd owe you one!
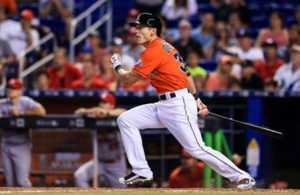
[149,27,156,37]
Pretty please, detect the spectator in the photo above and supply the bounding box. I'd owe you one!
[0,0,17,15]
[47,48,82,89]
[241,60,264,90]
[161,0,198,21]
[100,54,118,91]
[74,93,127,188]
[256,11,289,54]
[229,29,264,63]
[0,79,46,187]
[71,61,109,90]
[186,51,207,91]
[288,24,300,49]
[18,9,40,53]
[228,77,242,90]
[174,19,203,61]
[0,7,17,39]
[0,8,39,56]
[214,21,231,58]
[123,28,145,62]
[274,45,300,92]
[192,13,216,59]
[35,71,49,90]
[254,38,284,82]
[206,55,233,90]
[211,0,229,23]
[168,149,205,188]
[227,12,245,46]
[39,0,74,40]
[115,8,140,39]
[135,0,164,15]
[0,38,16,69]
[75,49,94,71]
[221,0,251,26]
[83,31,109,67]
[264,80,279,92]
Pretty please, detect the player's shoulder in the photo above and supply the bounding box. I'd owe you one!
[0,98,9,105]
[19,96,35,103]
[142,39,174,58]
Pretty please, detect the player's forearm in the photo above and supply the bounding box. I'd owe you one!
[187,76,197,95]
[116,67,140,85]
[107,108,127,117]
[25,106,46,116]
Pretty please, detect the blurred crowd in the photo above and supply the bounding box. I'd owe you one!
[0,0,300,92]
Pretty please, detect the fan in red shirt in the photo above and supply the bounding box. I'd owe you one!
[47,48,82,89]
[168,149,205,188]
[71,61,109,90]
[254,38,284,82]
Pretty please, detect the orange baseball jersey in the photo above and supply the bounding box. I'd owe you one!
[132,38,189,94]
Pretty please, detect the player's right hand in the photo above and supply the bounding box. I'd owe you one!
[110,53,122,70]
[196,99,209,117]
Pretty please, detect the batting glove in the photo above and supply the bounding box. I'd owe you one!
[110,53,122,71]
[196,98,209,117]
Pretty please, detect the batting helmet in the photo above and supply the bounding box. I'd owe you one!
[129,12,162,37]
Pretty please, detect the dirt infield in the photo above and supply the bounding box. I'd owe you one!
[0,188,299,195]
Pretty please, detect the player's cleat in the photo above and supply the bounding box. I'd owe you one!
[236,177,256,190]
[119,172,153,185]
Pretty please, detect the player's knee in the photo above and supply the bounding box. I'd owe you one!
[117,112,129,126]
[74,169,83,181]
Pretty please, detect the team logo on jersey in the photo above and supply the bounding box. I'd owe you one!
[162,43,172,53]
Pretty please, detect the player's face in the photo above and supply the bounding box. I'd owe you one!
[291,51,300,67]
[134,24,156,45]
[7,88,21,99]
[99,102,114,109]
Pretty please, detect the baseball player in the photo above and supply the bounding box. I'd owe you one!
[110,13,255,189]
[0,79,46,187]
[73,93,127,188]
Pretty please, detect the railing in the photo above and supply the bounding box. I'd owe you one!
[19,33,57,81]
[69,0,112,62]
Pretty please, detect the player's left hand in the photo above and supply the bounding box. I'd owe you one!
[110,53,122,70]
[10,107,20,116]
[196,98,209,117]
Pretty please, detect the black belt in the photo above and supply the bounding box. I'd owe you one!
[158,92,176,100]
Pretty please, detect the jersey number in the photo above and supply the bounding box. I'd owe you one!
[174,53,187,74]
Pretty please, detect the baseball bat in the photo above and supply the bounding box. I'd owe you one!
[208,112,284,139]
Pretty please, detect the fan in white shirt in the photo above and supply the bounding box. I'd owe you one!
[274,45,300,92]
[0,9,39,56]
[229,29,264,62]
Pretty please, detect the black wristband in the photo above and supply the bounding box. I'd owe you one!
[114,65,122,72]
[193,93,199,100]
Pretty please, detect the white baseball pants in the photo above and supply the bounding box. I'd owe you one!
[117,88,250,181]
